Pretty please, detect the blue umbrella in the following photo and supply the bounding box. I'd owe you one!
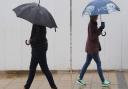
[82,0,120,16]
[82,0,120,36]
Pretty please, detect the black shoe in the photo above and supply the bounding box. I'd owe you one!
[51,87,57,89]
[24,86,29,89]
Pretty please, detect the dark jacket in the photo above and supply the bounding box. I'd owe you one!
[85,20,103,54]
[30,24,47,49]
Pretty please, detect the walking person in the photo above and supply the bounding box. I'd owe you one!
[76,15,110,87]
[24,24,57,89]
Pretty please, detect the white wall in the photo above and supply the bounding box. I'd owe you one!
[0,0,127,70]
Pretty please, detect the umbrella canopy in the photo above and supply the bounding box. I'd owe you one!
[82,0,120,16]
[13,2,57,28]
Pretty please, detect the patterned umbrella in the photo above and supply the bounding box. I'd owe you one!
[82,0,120,16]
[82,0,120,36]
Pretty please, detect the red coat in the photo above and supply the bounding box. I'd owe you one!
[85,21,102,54]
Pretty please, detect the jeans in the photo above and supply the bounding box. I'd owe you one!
[24,47,57,89]
[79,53,105,82]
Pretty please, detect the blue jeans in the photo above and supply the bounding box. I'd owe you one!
[79,53,105,82]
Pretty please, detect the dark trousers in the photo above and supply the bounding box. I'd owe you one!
[79,53,105,82]
[24,47,57,89]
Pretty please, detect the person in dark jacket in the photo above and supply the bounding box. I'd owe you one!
[24,24,57,89]
[76,15,110,87]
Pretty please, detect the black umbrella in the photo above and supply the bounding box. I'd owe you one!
[13,1,57,29]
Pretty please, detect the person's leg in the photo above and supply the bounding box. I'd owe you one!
[92,53,105,82]
[39,51,57,89]
[79,53,93,80]
[24,49,38,89]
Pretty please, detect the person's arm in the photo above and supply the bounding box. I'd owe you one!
[92,22,105,35]
[30,25,36,39]
[29,24,38,43]
[25,25,36,45]
[89,23,103,41]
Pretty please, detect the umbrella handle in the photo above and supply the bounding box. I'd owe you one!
[38,0,40,6]
[25,40,30,45]
[101,31,106,36]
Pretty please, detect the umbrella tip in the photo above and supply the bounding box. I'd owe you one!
[55,28,56,32]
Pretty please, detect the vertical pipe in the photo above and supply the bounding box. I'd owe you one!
[70,0,73,82]
[120,19,123,71]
